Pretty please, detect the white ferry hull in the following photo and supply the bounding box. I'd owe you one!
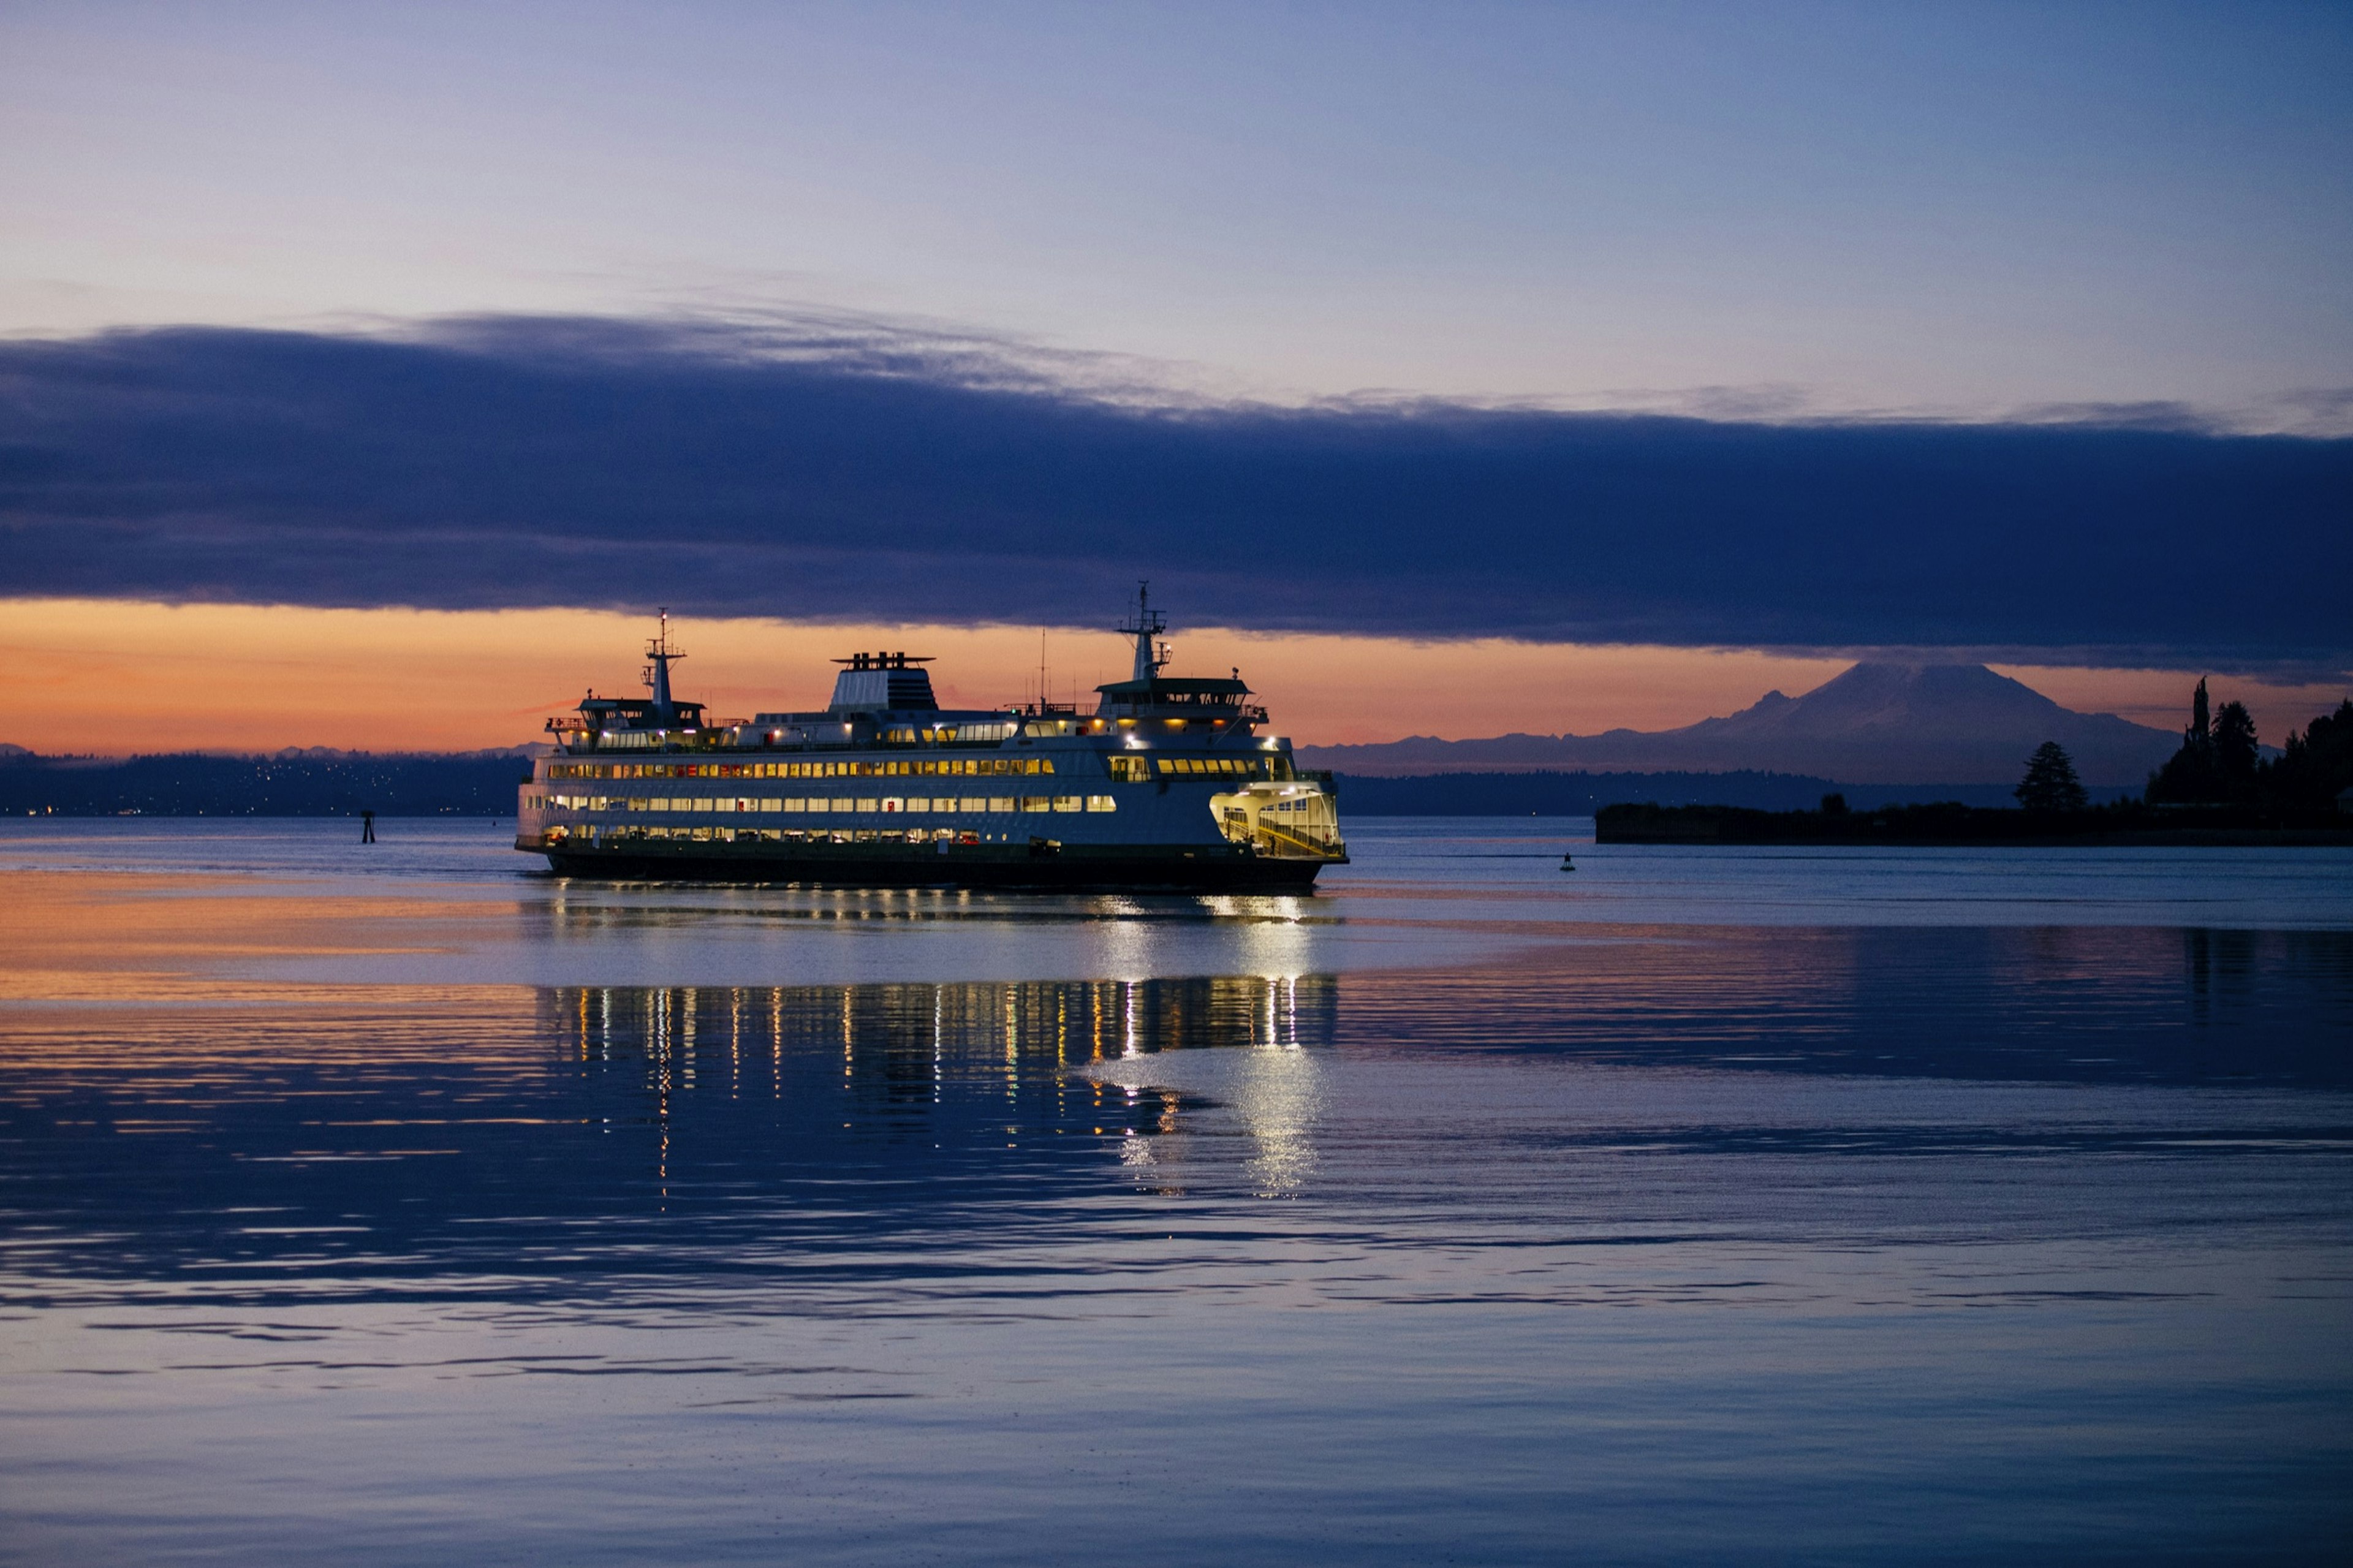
[531,835,1332,890]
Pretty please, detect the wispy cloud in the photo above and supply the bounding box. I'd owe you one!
[1,313,2345,666]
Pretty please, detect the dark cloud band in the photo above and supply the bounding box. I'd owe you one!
[1,316,2345,664]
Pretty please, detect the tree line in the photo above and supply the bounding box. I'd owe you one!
[2145,678,2352,811]
[2017,680,2352,819]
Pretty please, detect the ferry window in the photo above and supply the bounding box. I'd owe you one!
[760,798,781,811]
[1086,795,1115,812]
[783,799,805,813]
[856,798,879,812]
[805,799,827,814]
[1109,756,1150,784]
[1052,796,1082,812]
[691,797,713,811]
[987,797,1014,812]
[1020,796,1050,812]
[938,797,961,812]
[836,798,858,813]
[900,797,925,813]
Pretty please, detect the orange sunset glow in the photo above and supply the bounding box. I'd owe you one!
[3,599,2339,756]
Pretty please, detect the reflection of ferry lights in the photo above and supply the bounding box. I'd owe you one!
[517,586,1346,890]
[542,976,1335,1080]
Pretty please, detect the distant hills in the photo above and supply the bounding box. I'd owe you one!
[2,666,2185,817]
[1297,662,2181,786]
[1,749,537,817]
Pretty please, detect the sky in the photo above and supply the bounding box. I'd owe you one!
[8,599,2333,756]
[1,2,2347,751]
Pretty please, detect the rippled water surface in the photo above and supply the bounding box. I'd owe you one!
[2,819,2349,1563]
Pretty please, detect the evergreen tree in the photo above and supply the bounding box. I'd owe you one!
[2148,677,2222,803]
[2017,741,2088,812]
[2211,701,2259,796]
[2269,699,2353,812]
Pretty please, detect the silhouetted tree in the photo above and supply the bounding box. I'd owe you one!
[2016,741,2088,812]
[1819,792,1847,815]
[2270,698,2353,812]
[2148,677,2223,803]
[2211,700,2259,797]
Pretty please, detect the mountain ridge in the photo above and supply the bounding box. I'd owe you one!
[1297,662,2180,785]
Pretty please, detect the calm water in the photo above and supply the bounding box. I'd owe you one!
[2,819,2349,1563]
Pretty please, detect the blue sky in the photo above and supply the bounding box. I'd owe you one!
[4,2,2349,425]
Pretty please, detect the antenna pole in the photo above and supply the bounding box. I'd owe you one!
[1120,580,1168,684]
[643,608,684,722]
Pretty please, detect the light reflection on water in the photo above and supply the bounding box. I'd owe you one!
[0,821,2350,1562]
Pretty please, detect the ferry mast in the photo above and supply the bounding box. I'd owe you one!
[1120,582,1171,683]
[643,608,684,724]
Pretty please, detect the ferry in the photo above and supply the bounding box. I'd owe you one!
[517,591,1346,889]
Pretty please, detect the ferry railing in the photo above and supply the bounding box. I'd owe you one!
[1254,821,1346,859]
